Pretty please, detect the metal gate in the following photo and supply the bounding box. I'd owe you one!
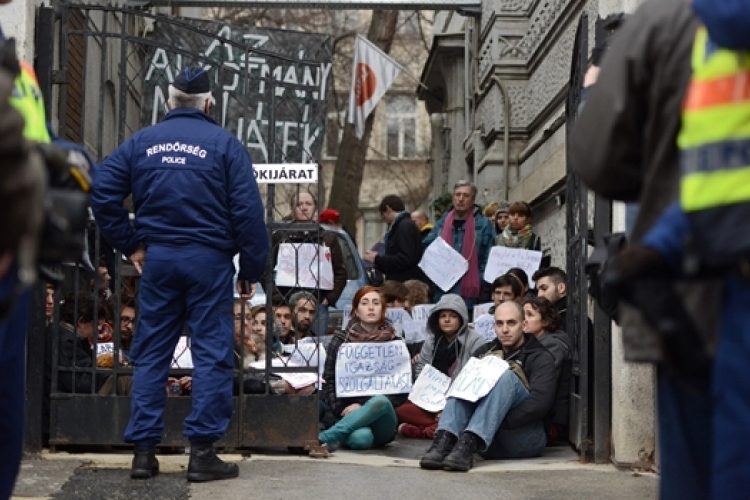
[566,13,615,464]
[26,3,334,451]
[565,12,590,458]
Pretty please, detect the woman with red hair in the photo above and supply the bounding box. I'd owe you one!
[319,286,406,449]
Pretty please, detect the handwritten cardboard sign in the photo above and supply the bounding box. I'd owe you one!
[419,237,468,292]
[446,356,509,403]
[248,358,319,389]
[473,302,494,319]
[472,313,497,342]
[335,340,412,397]
[275,243,334,290]
[483,246,543,283]
[386,307,409,339]
[408,364,452,412]
[404,304,435,344]
[97,342,114,355]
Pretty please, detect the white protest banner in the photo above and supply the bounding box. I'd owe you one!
[171,336,193,369]
[418,237,468,292]
[472,313,497,342]
[253,164,318,184]
[275,243,334,290]
[483,246,543,283]
[386,307,409,338]
[335,340,412,397]
[403,304,435,344]
[408,364,451,412]
[473,302,494,319]
[97,342,114,356]
[248,359,319,389]
[446,356,509,403]
[289,343,327,388]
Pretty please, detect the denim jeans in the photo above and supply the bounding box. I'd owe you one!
[438,370,546,459]
[319,395,397,450]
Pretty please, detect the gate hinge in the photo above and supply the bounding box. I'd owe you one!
[51,70,67,84]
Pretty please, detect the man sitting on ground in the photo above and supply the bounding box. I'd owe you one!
[280,292,317,344]
[420,301,556,472]
[532,267,568,327]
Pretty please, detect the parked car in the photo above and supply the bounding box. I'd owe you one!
[234,224,370,334]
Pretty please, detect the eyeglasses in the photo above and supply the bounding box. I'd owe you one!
[121,317,135,325]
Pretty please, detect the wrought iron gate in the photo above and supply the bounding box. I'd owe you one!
[27,3,333,451]
[565,12,590,458]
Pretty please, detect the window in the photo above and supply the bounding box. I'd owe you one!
[385,95,417,159]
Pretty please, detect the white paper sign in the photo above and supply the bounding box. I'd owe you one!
[403,304,435,344]
[253,163,318,184]
[335,340,412,397]
[275,243,334,290]
[248,359,319,389]
[473,302,494,319]
[472,313,497,342]
[418,237,469,292]
[408,364,452,412]
[446,356,509,402]
[289,343,327,388]
[386,307,409,338]
[97,342,114,355]
[171,336,193,369]
[483,246,543,283]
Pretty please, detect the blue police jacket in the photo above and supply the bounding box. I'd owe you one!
[90,108,268,282]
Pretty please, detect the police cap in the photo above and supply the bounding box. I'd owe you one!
[172,67,210,94]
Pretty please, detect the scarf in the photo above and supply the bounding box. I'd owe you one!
[441,209,480,298]
[383,211,409,246]
[345,318,397,343]
[497,223,534,248]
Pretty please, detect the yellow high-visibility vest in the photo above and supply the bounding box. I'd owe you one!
[679,28,750,264]
[9,61,50,144]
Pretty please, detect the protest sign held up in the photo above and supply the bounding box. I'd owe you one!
[408,364,452,412]
[335,340,412,397]
[472,313,497,342]
[275,243,334,290]
[483,247,543,284]
[419,237,468,292]
[447,356,509,403]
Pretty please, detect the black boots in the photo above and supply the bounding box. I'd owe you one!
[443,432,482,472]
[131,446,159,479]
[419,430,458,470]
[187,443,239,482]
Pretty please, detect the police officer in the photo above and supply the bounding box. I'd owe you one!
[91,67,268,482]
[0,8,49,498]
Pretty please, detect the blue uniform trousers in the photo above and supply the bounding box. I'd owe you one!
[123,245,235,446]
[0,272,29,500]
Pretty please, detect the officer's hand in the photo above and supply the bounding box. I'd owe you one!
[237,281,256,300]
[130,247,146,274]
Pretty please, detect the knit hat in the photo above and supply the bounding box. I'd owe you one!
[172,67,210,94]
[496,202,510,214]
[319,208,340,224]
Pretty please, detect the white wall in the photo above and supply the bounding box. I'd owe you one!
[0,0,41,62]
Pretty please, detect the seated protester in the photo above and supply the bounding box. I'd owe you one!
[117,296,137,360]
[274,303,293,342]
[264,190,347,336]
[522,297,572,445]
[494,201,541,251]
[404,279,430,313]
[507,267,535,299]
[381,280,410,309]
[320,286,406,450]
[489,274,523,314]
[250,305,282,357]
[397,294,487,439]
[280,292,317,345]
[45,284,56,326]
[532,267,568,330]
[57,292,111,394]
[420,301,556,471]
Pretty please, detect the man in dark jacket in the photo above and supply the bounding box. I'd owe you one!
[420,301,555,471]
[569,1,721,498]
[364,195,424,283]
[91,67,268,482]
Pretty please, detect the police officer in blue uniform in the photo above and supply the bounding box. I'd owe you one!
[91,67,268,482]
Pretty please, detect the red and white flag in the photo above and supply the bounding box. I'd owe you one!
[347,35,402,139]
